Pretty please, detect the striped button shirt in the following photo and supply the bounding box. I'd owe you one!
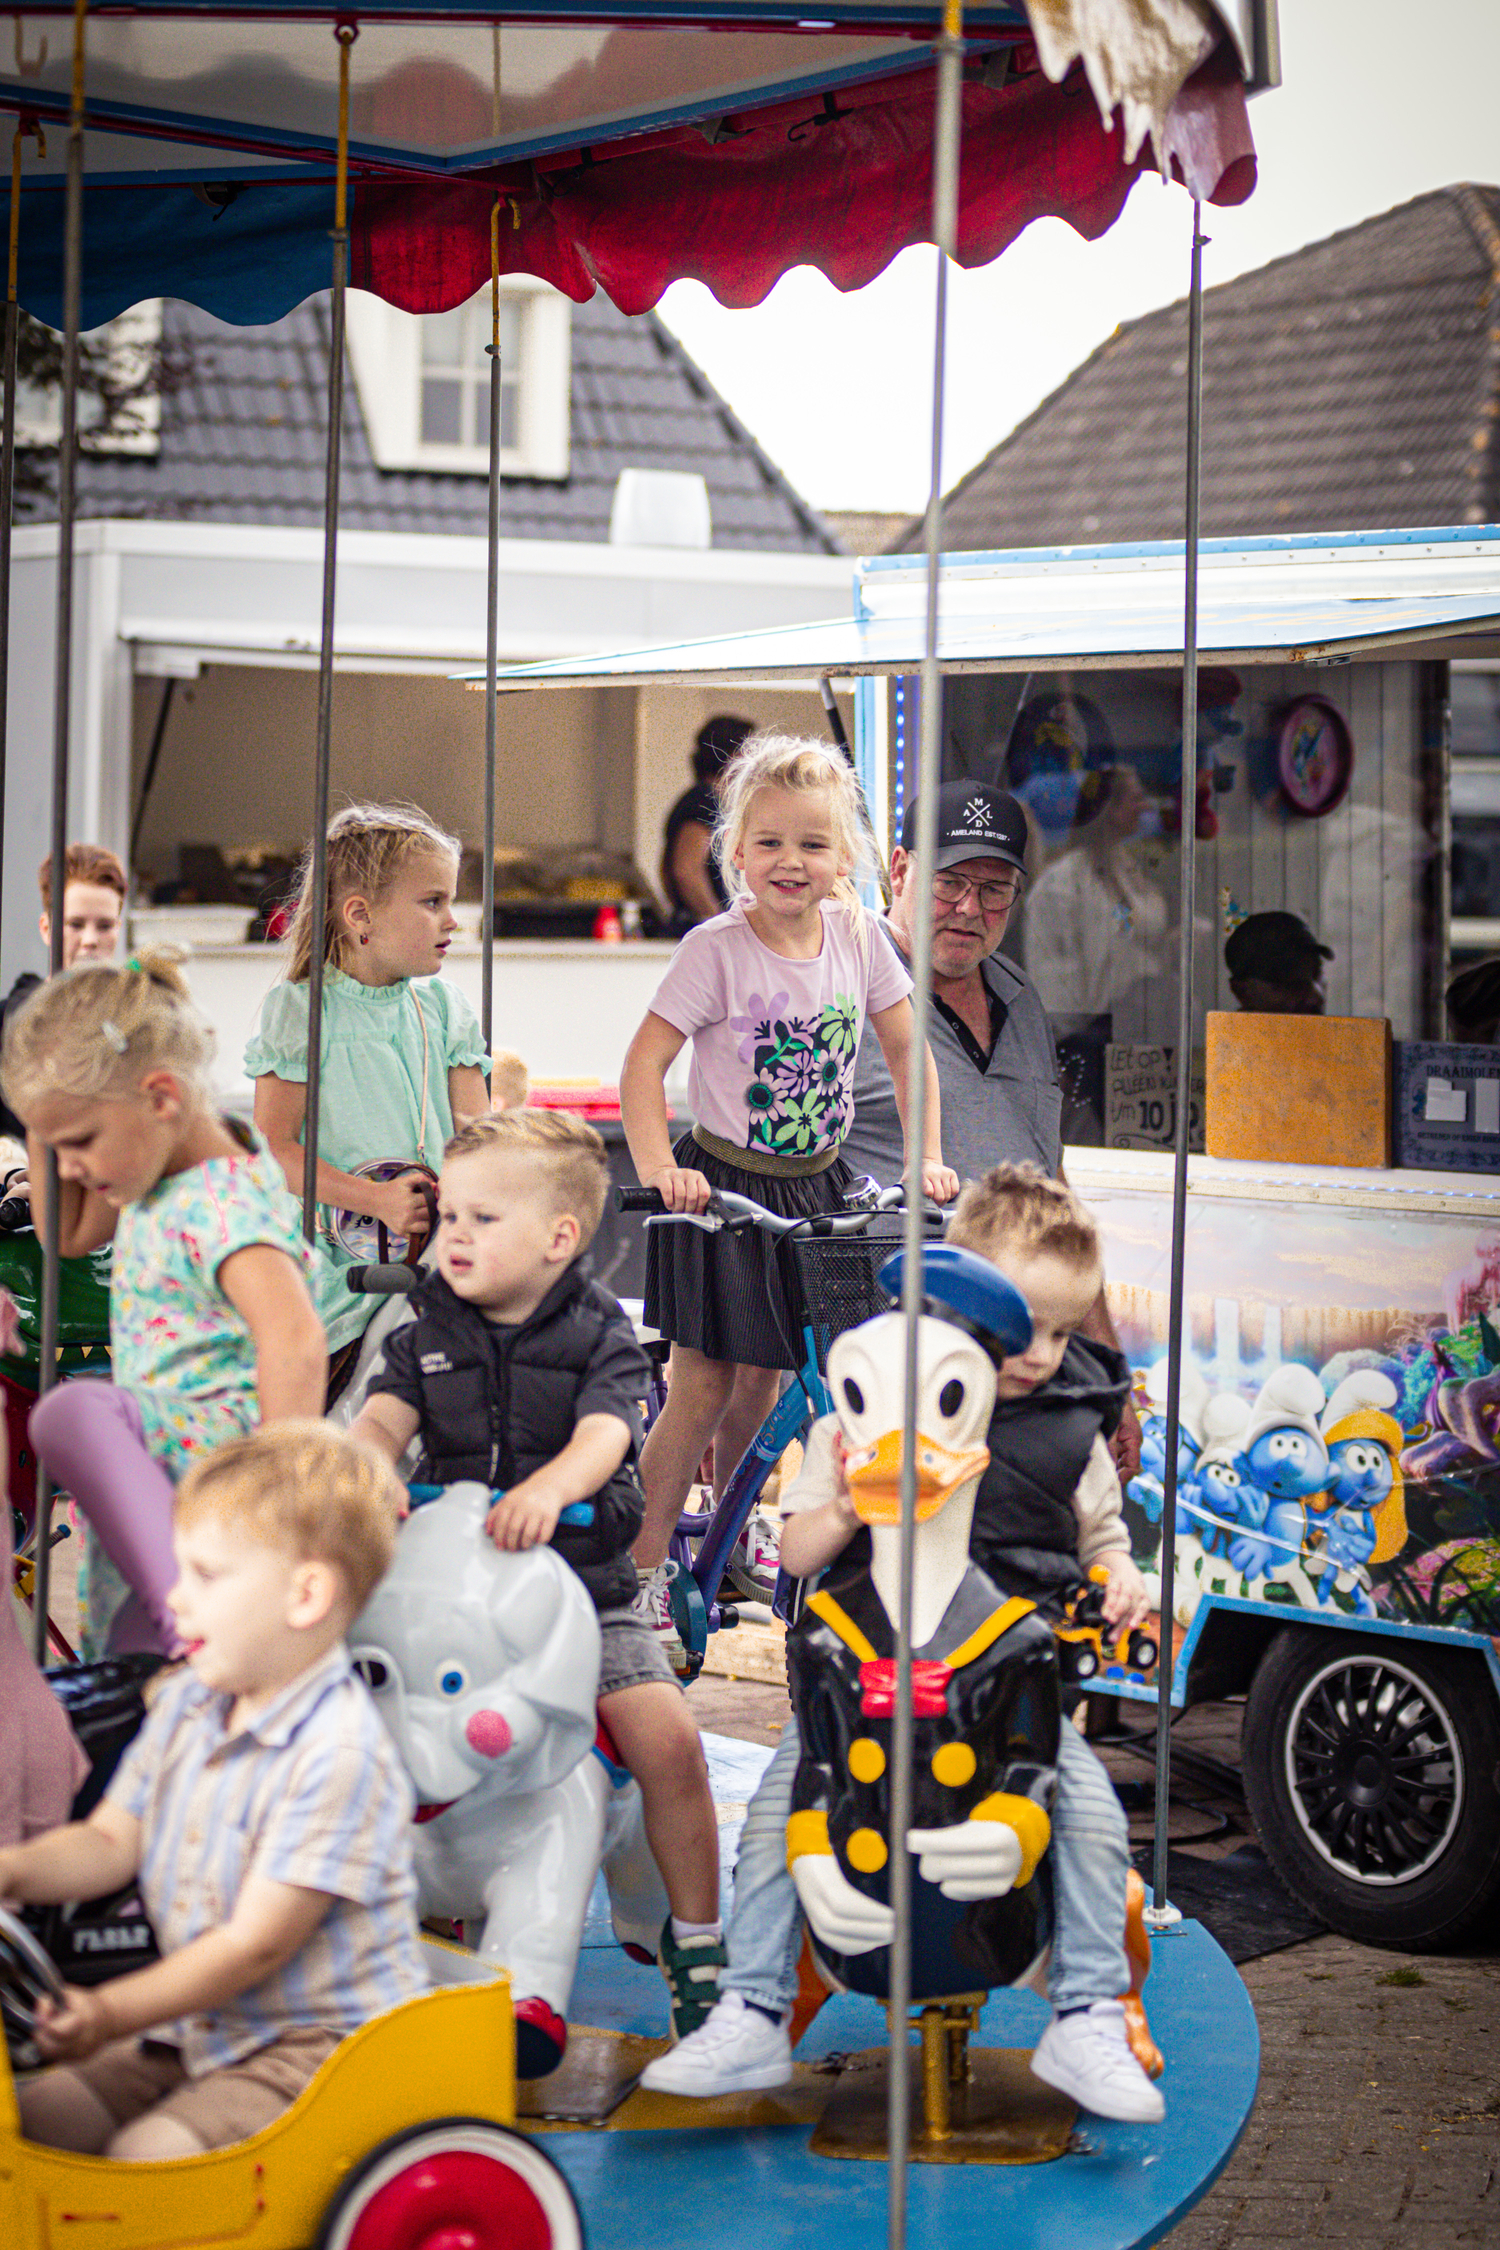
[108,1644,426,2075]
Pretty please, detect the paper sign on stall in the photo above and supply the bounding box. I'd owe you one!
[1105,1045,1205,1152]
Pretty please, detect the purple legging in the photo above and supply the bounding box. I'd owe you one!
[29,1383,186,1659]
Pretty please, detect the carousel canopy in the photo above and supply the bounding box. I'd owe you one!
[1,1,1270,325]
[466,527,1500,686]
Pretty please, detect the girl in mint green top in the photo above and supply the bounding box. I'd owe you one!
[246,805,490,1351]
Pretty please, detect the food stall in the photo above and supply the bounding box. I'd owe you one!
[489,523,1500,1945]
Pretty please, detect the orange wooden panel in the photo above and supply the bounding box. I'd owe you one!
[1204,1012,1391,1167]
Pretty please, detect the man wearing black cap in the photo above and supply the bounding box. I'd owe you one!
[1224,912,1332,1016]
[842,779,1139,1470]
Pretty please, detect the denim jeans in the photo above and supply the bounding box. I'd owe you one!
[721,1712,1130,2017]
[722,1722,806,2017]
[1048,1716,1131,2011]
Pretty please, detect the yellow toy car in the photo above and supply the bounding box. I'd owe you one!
[0,1907,581,2250]
[1054,1564,1161,1683]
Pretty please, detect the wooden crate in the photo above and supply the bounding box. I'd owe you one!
[1204,1011,1391,1167]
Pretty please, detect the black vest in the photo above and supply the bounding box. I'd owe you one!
[391,1265,646,1611]
[970,1335,1131,1607]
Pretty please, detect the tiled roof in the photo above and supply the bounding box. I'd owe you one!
[44,292,838,554]
[904,185,1500,553]
[823,508,917,556]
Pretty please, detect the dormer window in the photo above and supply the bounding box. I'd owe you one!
[421,296,522,452]
[347,279,570,481]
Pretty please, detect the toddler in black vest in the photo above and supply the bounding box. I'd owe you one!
[350,1110,727,2054]
[643,1162,1162,2127]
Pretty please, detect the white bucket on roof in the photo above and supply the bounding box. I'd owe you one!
[609,468,712,549]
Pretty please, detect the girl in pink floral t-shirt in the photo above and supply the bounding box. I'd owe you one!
[621,734,958,1631]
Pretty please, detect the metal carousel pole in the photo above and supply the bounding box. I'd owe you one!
[0,118,42,955]
[889,4,965,2238]
[1147,198,1208,1925]
[481,198,501,1058]
[303,19,357,1243]
[32,0,86,1663]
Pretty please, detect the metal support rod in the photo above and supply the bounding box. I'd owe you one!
[0,122,41,959]
[1151,199,1207,1912]
[303,21,356,1243]
[33,2,86,1664]
[130,672,176,862]
[481,198,501,1058]
[889,9,964,2240]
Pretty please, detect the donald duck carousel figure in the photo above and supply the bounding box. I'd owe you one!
[784,1247,1160,2158]
[786,1254,1059,2005]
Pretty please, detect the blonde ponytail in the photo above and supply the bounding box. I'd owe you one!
[1,947,216,1118]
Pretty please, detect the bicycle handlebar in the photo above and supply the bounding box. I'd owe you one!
[613,1181,934,1238]
[346,1264,420,1295]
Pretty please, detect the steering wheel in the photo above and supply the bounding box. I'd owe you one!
[0,1902,66,2063]
[329,1160,439,1267]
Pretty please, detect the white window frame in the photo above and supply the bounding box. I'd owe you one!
[17,299,163,456]
[347,278,570,481]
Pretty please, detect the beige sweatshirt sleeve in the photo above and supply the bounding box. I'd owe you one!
[779,1414,844,1516]
[1073,1433,1129,1568]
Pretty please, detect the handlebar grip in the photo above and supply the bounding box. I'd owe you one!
[614,1186,666,1212]
[346,1264,420,1295]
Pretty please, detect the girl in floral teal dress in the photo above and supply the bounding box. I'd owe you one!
[246,804,490,1358]
[620,735,958,1634]
[7,953,328,1656]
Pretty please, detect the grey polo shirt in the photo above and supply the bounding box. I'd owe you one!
[841,925,1063,1188]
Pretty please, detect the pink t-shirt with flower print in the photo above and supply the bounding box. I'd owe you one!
[648,898,913,1158]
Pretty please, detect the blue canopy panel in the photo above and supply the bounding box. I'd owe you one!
[466,528,1500,689]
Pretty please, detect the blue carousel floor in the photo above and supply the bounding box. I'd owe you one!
[547,1737,1261,2250]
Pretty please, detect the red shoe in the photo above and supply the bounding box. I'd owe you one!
[513,1995,568,2079]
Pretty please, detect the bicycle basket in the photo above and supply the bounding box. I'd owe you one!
[786,1214,907,1374]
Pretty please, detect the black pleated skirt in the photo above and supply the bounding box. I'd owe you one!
[644,1130,854,1370]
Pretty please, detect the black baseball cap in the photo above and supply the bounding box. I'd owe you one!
[900,780,1028,875]
[1224,910,1333,985]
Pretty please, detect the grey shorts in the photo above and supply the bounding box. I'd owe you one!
[597,1603,681,1697]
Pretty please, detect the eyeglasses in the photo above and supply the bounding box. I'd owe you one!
[932,869,1021,914]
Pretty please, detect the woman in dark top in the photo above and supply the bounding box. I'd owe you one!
[659,716,754,934]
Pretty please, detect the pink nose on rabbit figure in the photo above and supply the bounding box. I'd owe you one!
[465,1709,513,1758]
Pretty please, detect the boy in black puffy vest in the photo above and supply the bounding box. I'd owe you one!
[644,1162,1162,2126]
[351,1111,726,2055]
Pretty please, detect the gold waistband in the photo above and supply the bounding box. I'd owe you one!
[691,1122,840,1179]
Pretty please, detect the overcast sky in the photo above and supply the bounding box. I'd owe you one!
[658,0,1500,516]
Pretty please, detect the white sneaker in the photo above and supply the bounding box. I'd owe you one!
[1029,2001,1165,2123]
[639,1993,793,2097]
[631,1561,685,1664]
[726,1512,781,1601]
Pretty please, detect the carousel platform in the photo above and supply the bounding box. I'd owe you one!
[517,1736,1260,2250]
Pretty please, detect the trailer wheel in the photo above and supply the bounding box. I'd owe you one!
[318,2118,583,2250]
[1242,1630,1500,1951]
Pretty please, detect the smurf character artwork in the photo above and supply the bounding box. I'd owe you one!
[1179,1395,1263,1567]
[1299,1375,1406,1617]
[1243,1365,1329,1507]
[1128,1358,1207,1526]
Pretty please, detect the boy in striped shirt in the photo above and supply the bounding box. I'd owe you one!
[0,1423,426,2161]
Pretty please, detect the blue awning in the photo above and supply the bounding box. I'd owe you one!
[466,528,1500,689]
